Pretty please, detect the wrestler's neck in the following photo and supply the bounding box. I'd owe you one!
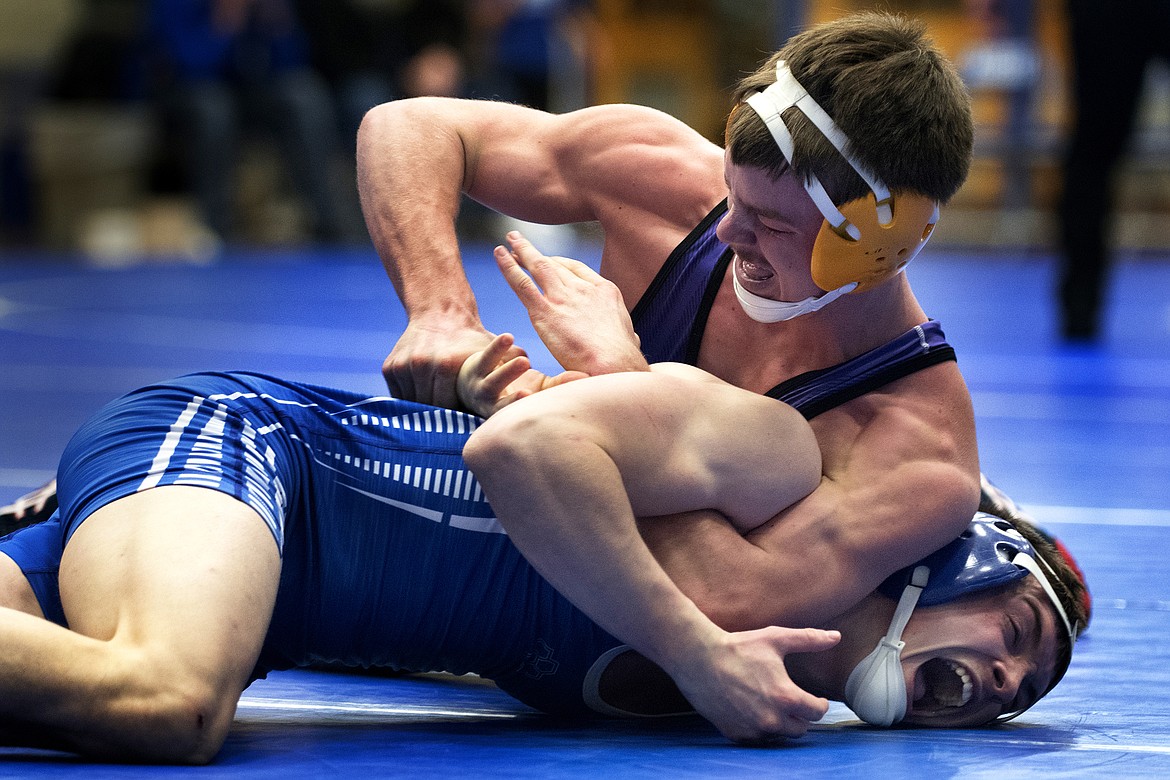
[703,276,928,392]
[785,593,899,701]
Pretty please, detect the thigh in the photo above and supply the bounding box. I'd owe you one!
[0,552,42,617]
[60,486,281,698]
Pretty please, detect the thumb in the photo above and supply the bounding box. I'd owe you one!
[545,370,591,388]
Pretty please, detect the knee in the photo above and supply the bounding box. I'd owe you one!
[94,649,241,764]
[141,672,240,764]
[148,680,236,764]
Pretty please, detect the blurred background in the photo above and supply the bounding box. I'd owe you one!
[0,0,1168,260]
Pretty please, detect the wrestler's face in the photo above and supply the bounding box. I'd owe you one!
[717,154,824,302]
[897,579,1061,727]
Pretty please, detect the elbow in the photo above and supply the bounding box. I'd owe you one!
[361,96,471,133]
[359,96,444,130]
[465,408,549,486]
[357,97,457,160]
[463,422,508,482]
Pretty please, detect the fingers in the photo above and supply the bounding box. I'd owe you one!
[384,326,502,408]
[456,332,537,417]
[727,691,829,744]
[382,352,415,401]
[694,626,839,744]
[478,332,519,369]
[771,626,842,654]
[428,373,459,411]
[784,690,832,726]
[480,356,533,400]
[497,231,595,295]
[494,244,544,308]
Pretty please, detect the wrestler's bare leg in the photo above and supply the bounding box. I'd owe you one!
[0,486,280,763]
[0,553,41,616]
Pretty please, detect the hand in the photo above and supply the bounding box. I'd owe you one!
[457,333,589,417]
[671,626,840,743]
[495,232,648,375]
[382,321,523,410]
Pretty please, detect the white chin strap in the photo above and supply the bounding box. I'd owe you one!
[733,272,857,323]
[844,565,929,726]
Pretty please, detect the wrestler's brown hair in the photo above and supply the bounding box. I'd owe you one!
[1010,517,1091,638]
[726,11,974,204]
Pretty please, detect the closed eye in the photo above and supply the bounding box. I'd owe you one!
[758,219,794,237]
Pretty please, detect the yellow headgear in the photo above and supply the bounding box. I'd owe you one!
[743,62,940,296]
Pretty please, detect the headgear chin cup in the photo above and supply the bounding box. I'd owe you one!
[844,565,929,726]
[742,61,941,299]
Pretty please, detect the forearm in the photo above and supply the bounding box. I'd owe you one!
[465,420,721,674]
[356,98,479,326]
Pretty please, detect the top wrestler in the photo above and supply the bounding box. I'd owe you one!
[357,12,985,638]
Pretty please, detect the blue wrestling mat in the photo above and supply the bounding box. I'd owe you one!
[1,241,1168,776]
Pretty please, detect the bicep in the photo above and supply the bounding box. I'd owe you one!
[643,391,981,632]
[593,368,821,530]
[473,367,820,531]
[809,391,981,569]
[464,103,724,230]
[736,406,981,621]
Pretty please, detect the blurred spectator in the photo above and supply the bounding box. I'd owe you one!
[467,0,596,112]
[961,0,1040,210]
[1057,0,1170,341]
[147,0,353,243]
[296,0,468,148]
[48,0,146,104]
[462,1,598,246]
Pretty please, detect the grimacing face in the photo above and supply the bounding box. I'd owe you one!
[897,578,1061,727]
[717,153,824,301]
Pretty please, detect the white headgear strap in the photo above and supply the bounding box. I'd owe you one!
[844,565,929,726]
[732,273,857,322]
[736,61,895,320]
[744,61,894,233]
[995,551,1077,723]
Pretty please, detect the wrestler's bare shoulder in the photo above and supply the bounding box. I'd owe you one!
[568,105,726,227]
[813,359,975,445]
[809,358,979,521]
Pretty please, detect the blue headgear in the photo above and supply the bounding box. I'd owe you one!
[877,513,1035,606]
[844,513,1076,726]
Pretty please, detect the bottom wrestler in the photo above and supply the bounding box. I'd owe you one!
[0,368,1089,762]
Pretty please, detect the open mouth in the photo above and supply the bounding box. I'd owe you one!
[735,253,775,284]
[912,658,973,712]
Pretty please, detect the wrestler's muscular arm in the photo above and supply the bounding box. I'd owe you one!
[356,98,723,406]
[465,367,840,742]
[642,368,982,631]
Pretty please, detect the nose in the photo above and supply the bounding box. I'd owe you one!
[990,658,1029,704]
[716,204,755,247]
